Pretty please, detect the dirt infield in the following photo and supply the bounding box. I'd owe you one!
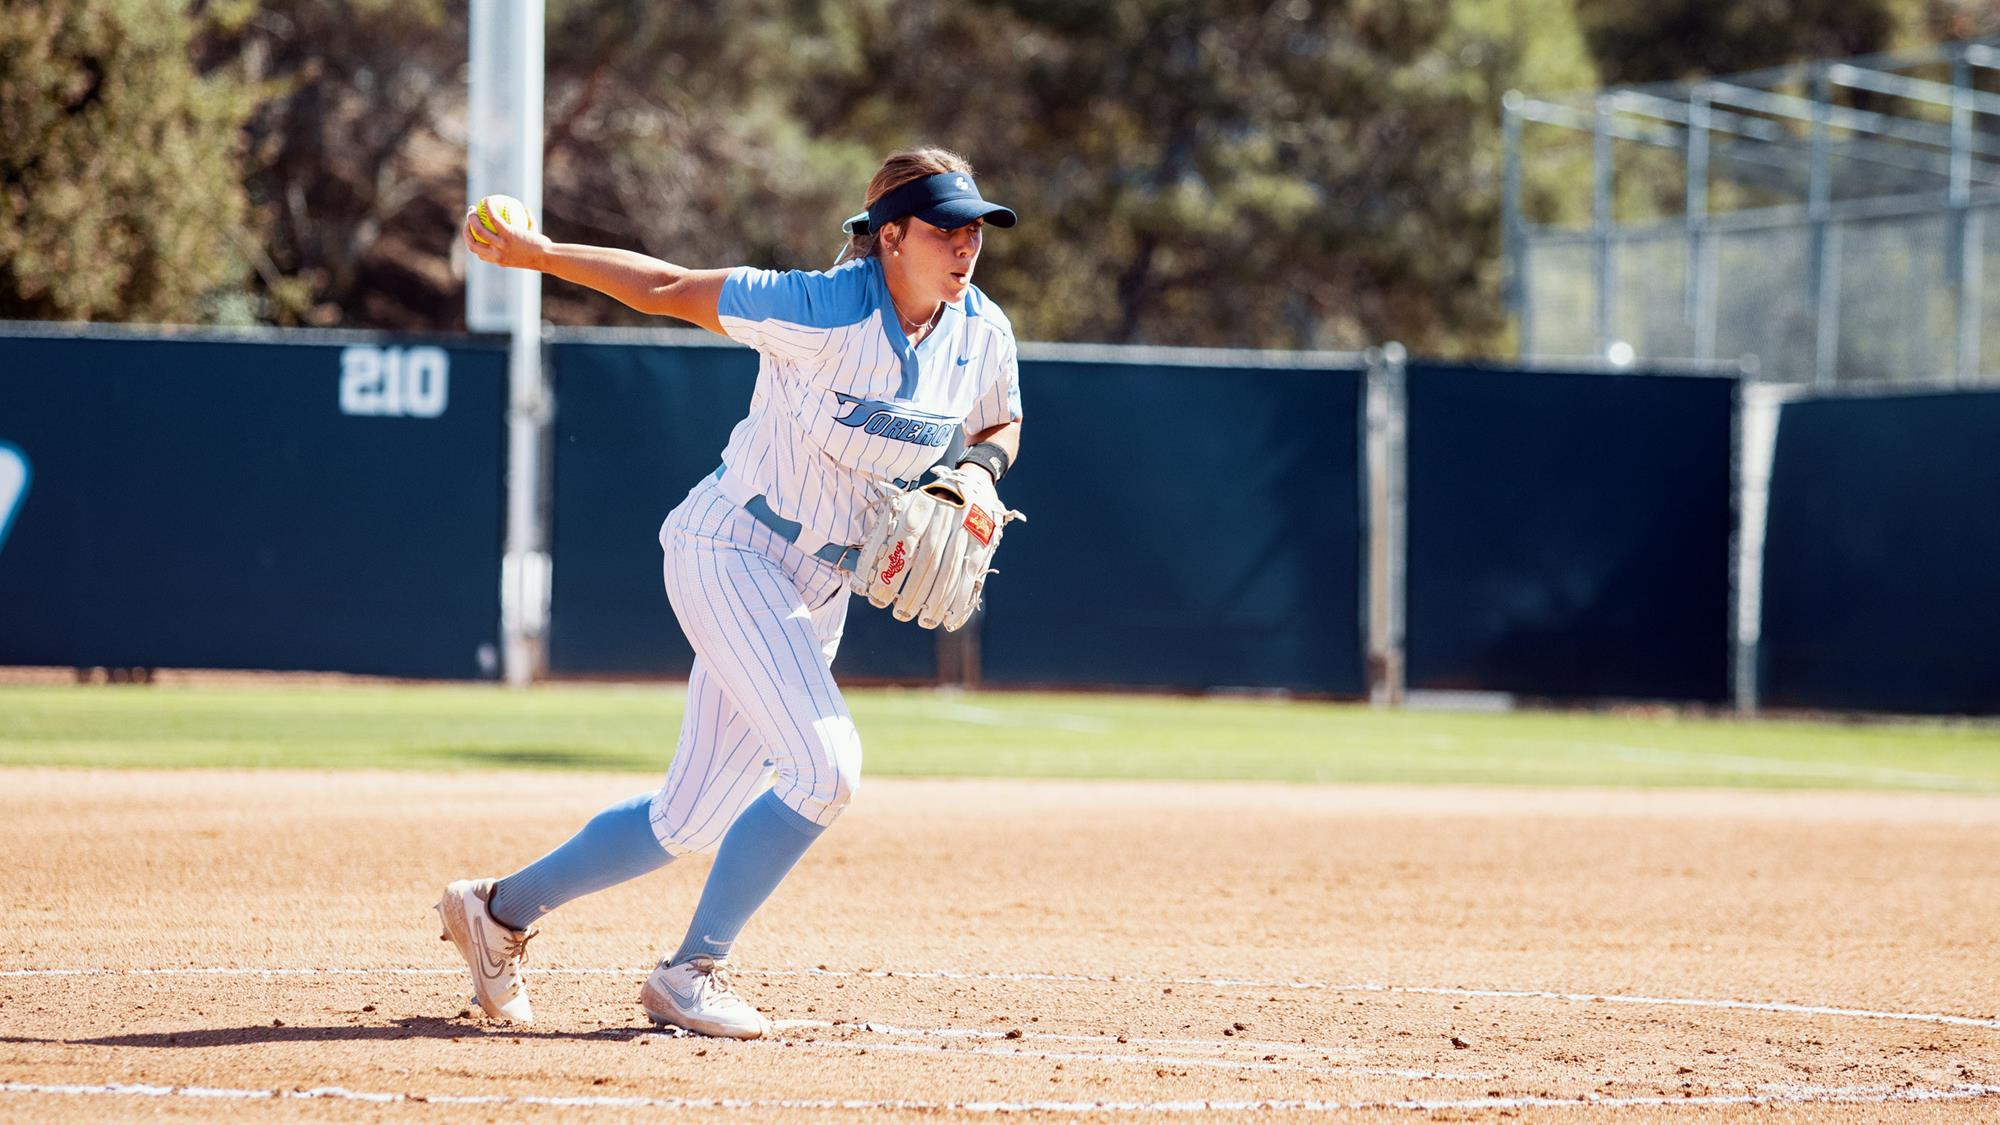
[2,768,1997,1121]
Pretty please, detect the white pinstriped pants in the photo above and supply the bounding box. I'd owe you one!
[648,473,861,856]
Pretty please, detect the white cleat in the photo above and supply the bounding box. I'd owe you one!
[436,878,537,1022]
[638,956,770,1040]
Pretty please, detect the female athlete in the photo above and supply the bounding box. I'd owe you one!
[438,148,1023,1039]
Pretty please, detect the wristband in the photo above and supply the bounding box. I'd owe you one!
[956,441,1011,482]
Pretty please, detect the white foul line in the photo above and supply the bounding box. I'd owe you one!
[6,967,1998,1113]
[574,1017,1485,1083]
[762,966,2000,1032]
[4,963,1997,1032]
[833,1018,1357,1059]
[3,1079,1997,1114]
[846,1040,1487,1082]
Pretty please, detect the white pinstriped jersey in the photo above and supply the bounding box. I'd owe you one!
[713,255,1022,547]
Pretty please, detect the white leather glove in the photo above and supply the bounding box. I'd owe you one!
[848,465,1025,631]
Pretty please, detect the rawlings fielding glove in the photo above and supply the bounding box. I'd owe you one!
[849,465,1025,631]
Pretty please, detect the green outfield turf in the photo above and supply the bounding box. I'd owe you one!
[1,681,1996,792]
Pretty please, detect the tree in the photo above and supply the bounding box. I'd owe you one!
[0,0,258,322]
[1572,0,1904,87]
[525,0,1602,353]
[530,0,879,326]
[750,0,1599,352]
[0,0,1960,354]
[196,0,462,327]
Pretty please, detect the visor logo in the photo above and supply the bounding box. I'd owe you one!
[955,176,970,191]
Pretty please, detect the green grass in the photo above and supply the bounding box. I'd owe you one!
[1,682,1997,793]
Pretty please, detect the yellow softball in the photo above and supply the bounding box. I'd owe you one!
[471,194,534,246]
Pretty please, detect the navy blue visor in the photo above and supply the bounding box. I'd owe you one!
[842,172,1018,236]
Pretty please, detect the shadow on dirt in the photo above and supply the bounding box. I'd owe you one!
[7,1016,702,1048]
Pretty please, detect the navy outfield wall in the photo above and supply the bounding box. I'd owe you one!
[1403,363,1735,702]
[0,327,1771,704]
[545,336,1370,694]
[1760,390,2000,714]
[0,326,508,678]
[544,336,938,681]
[978,348,1368,694]
[543,337,744,679]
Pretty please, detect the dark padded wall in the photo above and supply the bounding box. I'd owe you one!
[545,340,938,680]
[0,332,507,677]
[549,343,1367,693]
[979,359,1368,694]
[14,329,1988,714]
[1404,363,1734,702]
[1760,391,2000,714]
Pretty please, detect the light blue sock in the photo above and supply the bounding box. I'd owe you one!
[487,792,672,931]
[671,789,826,964]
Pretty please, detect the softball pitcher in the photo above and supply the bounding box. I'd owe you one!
[439,148,1024,1039]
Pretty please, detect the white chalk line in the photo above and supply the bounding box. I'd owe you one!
[838,1040,1487,1082]
[769,967,2000,1033]
[7,963,1998,1032]
[595,1026,1479,1083]
[836,1019,1356,1060]
[3,1079,1998,1114]
[771,1017,1484,1080]
[925,700,1113,734]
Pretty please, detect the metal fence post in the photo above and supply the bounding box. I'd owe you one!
[471,0,550,685]
[1953,50,1981,386]
[1502,92,1527,355]
[1592,95,1615,356]
[1807,64,1839,388]
[1365,343,1408,708]
[1687,85,1716,360]
[1732,377,1793,715]
[500,326,552,686]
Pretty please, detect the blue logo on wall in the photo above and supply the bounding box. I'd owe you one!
[829,393,956,447]
[0,443,29,556]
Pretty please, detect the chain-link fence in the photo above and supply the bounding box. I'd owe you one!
[1522,200,1990,385]
[1506,40,2000,388]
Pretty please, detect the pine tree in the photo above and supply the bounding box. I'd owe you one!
[0,0,258,322]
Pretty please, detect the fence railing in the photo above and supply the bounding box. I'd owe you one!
[1505,39,2000,389]
[1521,194,1998,387]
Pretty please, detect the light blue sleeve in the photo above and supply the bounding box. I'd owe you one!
[964,291,1022,433]
[966,332,1022,433]
[716,261,874,362]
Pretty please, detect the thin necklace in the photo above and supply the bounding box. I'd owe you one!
[897,302,941,338]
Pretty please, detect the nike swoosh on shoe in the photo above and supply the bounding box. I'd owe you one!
[472,931,509,980]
